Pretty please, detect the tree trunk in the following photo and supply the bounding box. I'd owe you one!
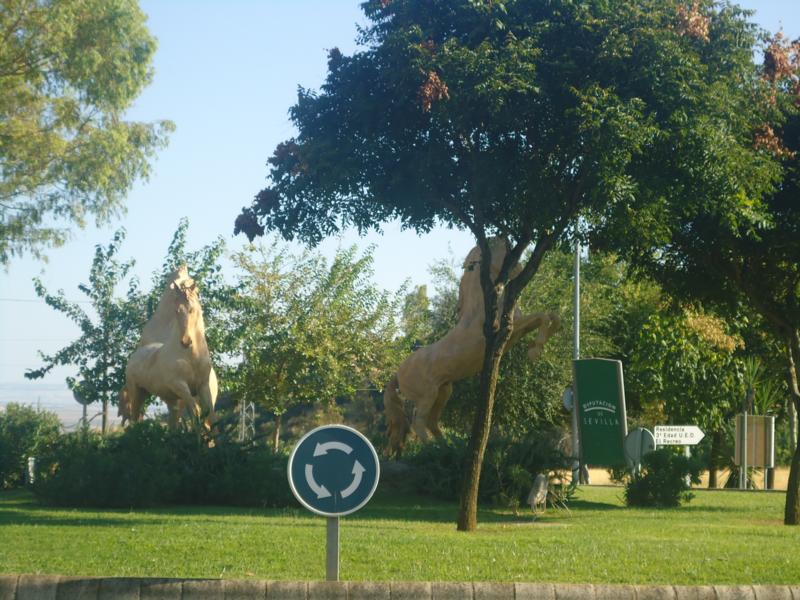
[456,342,505,532]
[708,430,723,489]
[272,413,282,452]
[102,398,108,435]
[784,334,800,524]
[766,467,774,490]
[786,428,800,525]
[788,386,798,455]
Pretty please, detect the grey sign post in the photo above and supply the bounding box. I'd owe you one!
[287,424,380,581]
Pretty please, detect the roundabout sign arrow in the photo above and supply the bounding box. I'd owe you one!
[288,424,380,518]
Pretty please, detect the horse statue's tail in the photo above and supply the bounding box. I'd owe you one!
[384,373,410,455]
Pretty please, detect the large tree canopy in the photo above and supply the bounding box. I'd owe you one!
[0,0,173,264]
[236,0,774,530]
[599,32,800,523]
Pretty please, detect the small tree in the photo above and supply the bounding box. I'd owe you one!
[230,243,403,449]
[0,403,61,488]
[25,230,139,433]
[630,309,745,487]
[236,0,771,530]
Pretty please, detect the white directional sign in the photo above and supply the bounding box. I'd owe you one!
[654,425,705,446]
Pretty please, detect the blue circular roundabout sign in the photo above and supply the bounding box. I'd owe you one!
[287,424,380,517]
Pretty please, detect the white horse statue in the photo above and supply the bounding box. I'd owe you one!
[384,238,560,451]
[119,266,217,430]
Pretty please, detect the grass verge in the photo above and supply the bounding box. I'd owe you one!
[0,486,798,583]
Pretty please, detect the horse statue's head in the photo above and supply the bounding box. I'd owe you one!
[458,237,512,318]
[173,281,203,349]
[462,237,511,278]
[168,264,194,289]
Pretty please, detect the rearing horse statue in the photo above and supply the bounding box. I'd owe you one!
[384,238,560,451]
[119,266,217,429]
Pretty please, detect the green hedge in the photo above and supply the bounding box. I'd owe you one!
[401,430,569,508]
[0,403,61,489]
[34,421,295,509]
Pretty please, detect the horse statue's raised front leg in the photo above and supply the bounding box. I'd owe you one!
[510,311,561,362]
[166,380,202,430]
[197,381,216,432]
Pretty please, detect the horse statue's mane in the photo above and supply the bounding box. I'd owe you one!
[119,265,217,430]
[384,237,559,453]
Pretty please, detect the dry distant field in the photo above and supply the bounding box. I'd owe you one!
[587,467,790,489]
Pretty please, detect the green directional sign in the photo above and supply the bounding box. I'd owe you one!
[573,358,628,467]
[288,424,380,517]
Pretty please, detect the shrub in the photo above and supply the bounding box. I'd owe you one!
[34,423,180,507]
[404,435,467,500]
[34,421,295,508]
[0,403,61,489]
[624,448,702,508]
[403,430,570,508]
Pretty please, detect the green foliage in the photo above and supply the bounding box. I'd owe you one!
[0,0,173,264]
[403,430,569,508]
[228,242,404,435]
[742,357,785,415]
[629,308,744,433]
[24,229,140,432]
[624,448,702,508]
[238,0,770,263]
[0,404,61,489]
[33,422,294,509]
[401,284,433,345]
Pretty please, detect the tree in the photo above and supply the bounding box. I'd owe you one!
[230,242,403,449]
[0,403,61,488]
[235,0,771,530]
[629,308,745,488]
[0,0,173,264]
[25,230,140,433]
[601,32,800,523]
[401,284,433,346]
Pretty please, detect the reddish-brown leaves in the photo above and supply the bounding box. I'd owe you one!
[418,70,450,113]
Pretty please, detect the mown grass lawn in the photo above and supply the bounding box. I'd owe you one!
[0,486,798,584]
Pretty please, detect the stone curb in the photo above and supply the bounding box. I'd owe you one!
[0,577,798,600]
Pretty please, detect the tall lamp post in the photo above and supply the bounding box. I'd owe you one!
[570,230,590,485]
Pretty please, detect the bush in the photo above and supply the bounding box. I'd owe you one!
[624,448,702,508]
[403,435,468,500]
[0,403,61,489]
[34,421,295,508]
[403,430,570,508]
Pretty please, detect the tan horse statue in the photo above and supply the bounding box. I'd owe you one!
[384,238,560,451]
[119,266,217,429]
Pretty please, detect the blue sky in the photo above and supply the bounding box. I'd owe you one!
[0,0,798,412]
